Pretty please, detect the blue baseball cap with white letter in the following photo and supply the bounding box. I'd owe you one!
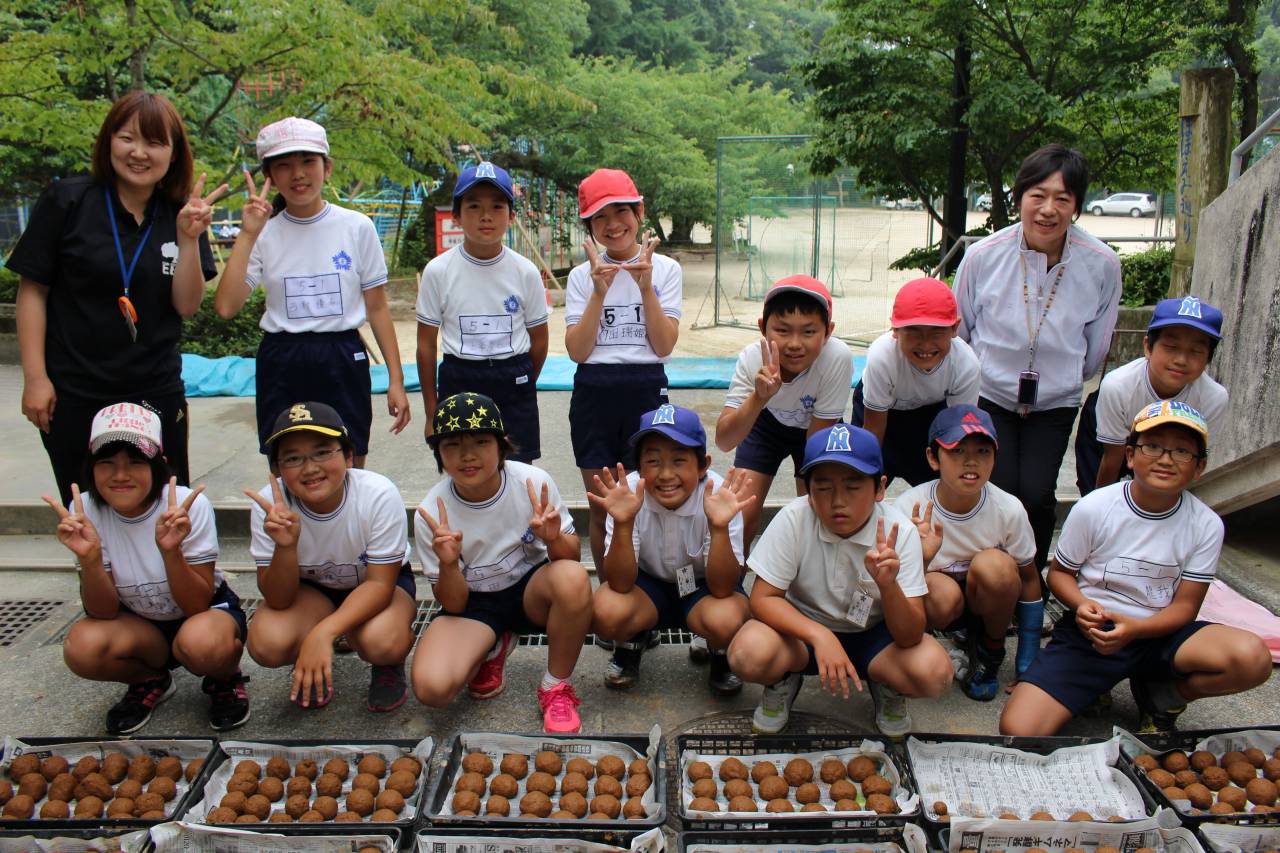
[629,404,706,452]
[453,161,515,204]
[1147,295,1223,340]
[799,424,882,476]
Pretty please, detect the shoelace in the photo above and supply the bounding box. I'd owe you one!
[540,683,580,720]
[206,675,249,703]
[127,678,169,707]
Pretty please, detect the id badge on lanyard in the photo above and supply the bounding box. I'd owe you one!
[104,189,154,343]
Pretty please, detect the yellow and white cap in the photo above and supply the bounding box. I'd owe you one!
[1131,400,1209,449]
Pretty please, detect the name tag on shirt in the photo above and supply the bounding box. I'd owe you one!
[676,564,698,598]
[515,374,529,385]
[845,590,874,629]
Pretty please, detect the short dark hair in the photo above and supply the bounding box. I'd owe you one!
[634,432,708,467]
[928,433,998,461]
[1146,326,1219,363]
[82,441,171,510]
[1012,143,1089,216]
[451,185,514,218]
[1126,427,1207,459]
[762,290,830,329]
[433,432,519,473]
[585,201,642,224]
[91,91,193,205]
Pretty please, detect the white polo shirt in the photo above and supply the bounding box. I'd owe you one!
[250,469,410,591]
[416,245,548,359]
[79,484,222,621]
[564,251,682,364]
[860,332,981,411]
[1095,357,1228,445]
[1053,482,1222,619]
[748,498,926,632]
[955,222,1122,411]
[604,470,745,584]
[247,203,389,334]
[725,337,852,429]
[892,481,1035,575]
[415,461,574,592]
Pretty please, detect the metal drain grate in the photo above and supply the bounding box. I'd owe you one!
[0,599,65,647]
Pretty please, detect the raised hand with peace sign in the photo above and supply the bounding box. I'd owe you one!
[863,517,902,588]
[244,476,300,549]
[910,500,944,565]
[754,338,782,402]
[526,479,564,546]
[238,169,274,237]
[176,173,229,240]
[619,231,661,294]
[155,476,205,553]
[581,239,620,297]
[42,483,102,563]
[417,498,463,565]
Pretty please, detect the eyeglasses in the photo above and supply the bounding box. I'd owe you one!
[1133,442,1201,464]
[277,447,342,469]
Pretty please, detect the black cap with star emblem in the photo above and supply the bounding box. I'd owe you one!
[427,391,506,447]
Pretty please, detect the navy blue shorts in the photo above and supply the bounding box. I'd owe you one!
[850,380,944,487]
[256,330,372,455]
[799,620,896,679]
[303,563,417,611]
[128,582,248,670]
[570,363,668,470]
[446,560,549,639]
[1020,615,1211,715]
[438,353,540,463]
[733,408,807,478]
[633,570,745,631]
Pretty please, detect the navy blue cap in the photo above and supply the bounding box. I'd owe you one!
[453,161,515,204]
[629,404,706,451]
[1147,296,1223,340]
[928,404,998,450]
[798,424,882,476]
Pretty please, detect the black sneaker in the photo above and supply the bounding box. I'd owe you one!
[1131,679,1186,732]
[604,638,646,690]
[961,638,1004,702]
[202,670,250,731]
[708,651,743,696]
[107,672,176,734]
[367,664,408,713]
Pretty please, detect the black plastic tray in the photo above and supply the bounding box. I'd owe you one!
[675,732,914,831]
[416,826,653,851]
[679,825,923,853]
[0,736,218,831]
[424,731,666,832]
[190,738,434,833]
[1118,726,1280,828]
[147,823,403,852]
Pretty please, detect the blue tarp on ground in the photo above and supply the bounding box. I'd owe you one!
[181,353,866,397]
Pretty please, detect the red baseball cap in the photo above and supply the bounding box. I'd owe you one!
[765,274,833,313]
[578,169,643,220]
[890,277,958,327]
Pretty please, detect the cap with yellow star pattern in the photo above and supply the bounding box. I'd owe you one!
[427,391,507,447]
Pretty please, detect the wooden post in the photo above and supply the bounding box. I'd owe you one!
[1171,68,1234,298]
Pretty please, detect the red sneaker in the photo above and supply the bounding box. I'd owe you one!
[468,632,516,699]
[538,681,582,734]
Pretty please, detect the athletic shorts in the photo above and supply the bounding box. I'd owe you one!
[799,620,896,678]
[1020,615,1211,715]
[302,563,417,611]
[126,582,248,670]
[446,560,549,638]
[733,408,807,478]
[850,380,945,487]
[256,330,372,455]
[569,363,668,470]
[438,353,540,463]
[633,570,745,631]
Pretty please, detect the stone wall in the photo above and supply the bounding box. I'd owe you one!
[1188,144,1280,513]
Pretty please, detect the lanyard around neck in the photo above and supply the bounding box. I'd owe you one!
[104,188,155,302]
[1019,252,1065,370]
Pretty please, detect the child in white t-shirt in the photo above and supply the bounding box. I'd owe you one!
[45,403,249,734]
[245,401,415,713]
[727,424,951,737]
[412,392,593,734]
[892,404,1040,702]
[853,277,980,486]
[1002,401,1270,735]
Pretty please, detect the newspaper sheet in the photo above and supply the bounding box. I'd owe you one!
[1200,822,1280,853]
[1115,727,1280,817]
[0,830,148,853]
[149,820,397,852]
[682,823,929,853]
[416,826,665,853]
[946,813,1197,853]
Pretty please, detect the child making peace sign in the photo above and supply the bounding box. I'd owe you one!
[45,404,249,734]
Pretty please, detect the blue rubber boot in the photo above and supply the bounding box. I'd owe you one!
[1015,599,1046,677]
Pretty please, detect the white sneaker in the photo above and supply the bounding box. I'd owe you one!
[942,638,970,682]
[752,672,802,734]
[688,634,709,663]
[870,681,912,738]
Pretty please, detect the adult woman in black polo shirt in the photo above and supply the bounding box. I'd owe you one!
[8,92,225,503]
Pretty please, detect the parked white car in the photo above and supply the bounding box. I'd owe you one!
[1088,192,1156,217]
[880,197,923,210]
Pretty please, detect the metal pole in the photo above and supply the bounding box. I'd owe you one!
[1229,105,1280,183]
[390,187,409,270]
[714,137,723,326]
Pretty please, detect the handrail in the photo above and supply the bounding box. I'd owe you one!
[1229,106,1280,184]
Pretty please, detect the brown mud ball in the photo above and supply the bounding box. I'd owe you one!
[226,774,258,796]
[498,754,527,779]
[728,795,757,812]
[595,774,623,799]
[1229,762,1259,787]
[561,791,588,817]
[1185,783,1214,809]
[1163,787,1187,801]
[1000,812,1022,820]
[262,757,290,780]
[535,750,563,776]
[689,796,719,812]
[1134,754,1159,771]
[75,795,105,818]
[135,792,166,815]
[687,761,713,782]
[73,756,100,780]
[357,755,387,778]
[335,811,364,822]
[7,755,39,780]
[766,798,793,812]
[566,757,595,778]
[847,756,877,782]
[323,758,350,781]
[866,793,899,814]
[298,810,325,822]
[461,752,493,777]
[39,755,69,782]
[723,778,752,800]
[796,782,821,804]
[1203,767,1230,790]
[485,795,510,816]
[2,794,33,819]
[75,773,113,800]
[0,780,10,806]
[861,774,893,797]
[1248,778,1279,806]
[527,771,557,795]
[316,773,344,798]
[287,776,312,798]
[932,801,948,816]
[1191,751,1218,771]
[1030,811,1055,820]
[183,759,204,782]
[232,759,261,779]
[1210,802,1238,815]
[268,812,294,823]
[347,788,375,816]
[386,770,417,797]
[285,794,309,818]
[17,774,46,800]
[1146,768,1176,789]
[370,808,398,822]
[352,773,380,794]
[220,791,247,813]
[391,756,422,779]
[752,762,778,783]
[455,771,486,795]
[489,773,519,799]
[624,797,647,819]
[820,758,848,784]
[551,809,577,819]
[783,758,813,786]
[1223,752,1251,770]
[1163,751,1190,773]
[1265,759,1280,782]
[718,757,749,782]
[1175,770,1200,788]
[628,758,649,778]
[692,778,718,799]
[375,789,405,814]
[207,806,239,824]
[153,756,182,782]
[149,776,178,801]
[258,777,284,802]
[235,814,259,824]
[313,795,340,820]
[519,790,553,817]
[758,776,789,800]
[829,779,857,802]
[597,755,626,780]
[1218,786,1249,811]
[42,800,72,819]
[591,794,622,818]
[835,798,860,811]
[1246,748,1268,768]
[802,803,828,812]
[101,753,129,784]
[295,759,318,780]
[561,771,589,796]
[243,794,272,820]
[48,773,75,802]
[588,812,611,820]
